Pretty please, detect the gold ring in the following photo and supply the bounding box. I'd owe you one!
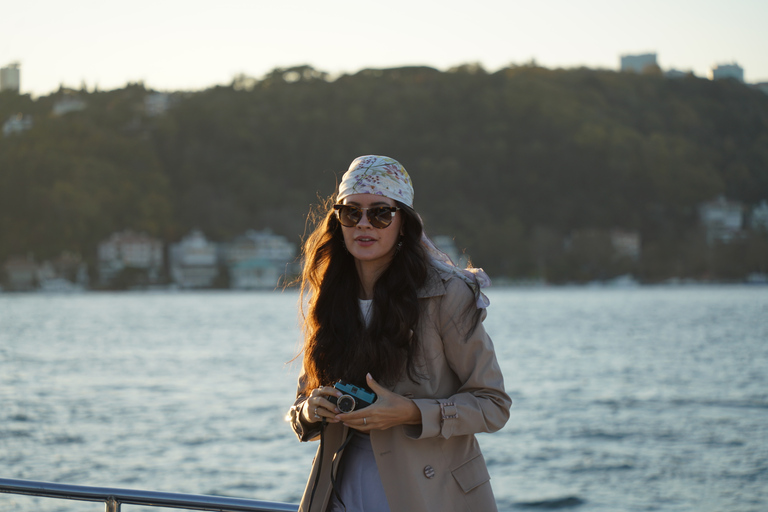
[314,407,320,419]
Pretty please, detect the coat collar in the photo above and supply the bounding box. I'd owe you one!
[417,265,447,299]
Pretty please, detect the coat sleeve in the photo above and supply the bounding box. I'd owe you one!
[408,277,512,440]
[288,369,323,442]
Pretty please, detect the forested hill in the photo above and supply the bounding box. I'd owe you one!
[1,64,767,282]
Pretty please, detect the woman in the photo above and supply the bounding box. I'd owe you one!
[288,155,511,512]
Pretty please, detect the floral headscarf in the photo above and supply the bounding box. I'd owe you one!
[337,155,491,308]
[338,155,414,207]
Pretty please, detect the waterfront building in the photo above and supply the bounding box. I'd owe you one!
[750,201,768,232]
[98,231,164,286]
[229,258,284,290]
[169,230,220,288]
[699,196,744,244]
[224,229,296,289]
[39,252,88,291]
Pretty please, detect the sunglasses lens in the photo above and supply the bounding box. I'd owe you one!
[370,207,394,228]
[338,206,362,227]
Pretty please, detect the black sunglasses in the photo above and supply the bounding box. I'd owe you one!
[333,204,400,229]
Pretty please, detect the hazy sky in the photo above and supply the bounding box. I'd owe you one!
[3,0,767,97]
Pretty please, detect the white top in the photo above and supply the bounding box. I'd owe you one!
[359,299,373,326]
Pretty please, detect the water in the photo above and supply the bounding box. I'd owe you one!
[1,286,767,512]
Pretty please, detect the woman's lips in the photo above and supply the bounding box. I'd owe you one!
[354,236,376,246]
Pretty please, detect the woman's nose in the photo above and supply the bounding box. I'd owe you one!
[356,210,373,228]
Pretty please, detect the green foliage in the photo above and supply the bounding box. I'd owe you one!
[1,66,767,282]
[0,87,173,262]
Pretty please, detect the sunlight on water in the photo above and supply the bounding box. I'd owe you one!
[1,286,767,511]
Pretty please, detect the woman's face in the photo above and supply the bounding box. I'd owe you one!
[340,194,403,270]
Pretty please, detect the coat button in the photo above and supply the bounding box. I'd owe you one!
[423,465,435,479]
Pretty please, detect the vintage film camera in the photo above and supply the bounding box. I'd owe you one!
[328,381,377,413]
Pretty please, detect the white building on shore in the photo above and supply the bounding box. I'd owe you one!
[98,230,164,285]
[169,230,219,288]
[699,196,744,244]
[224,229,296,289]
[750,201,768,232]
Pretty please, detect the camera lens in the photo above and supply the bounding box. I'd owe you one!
[337,395,356,413]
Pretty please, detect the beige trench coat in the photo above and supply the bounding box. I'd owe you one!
[289,268,512,512]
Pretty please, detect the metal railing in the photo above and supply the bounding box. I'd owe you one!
[0,477,299,512]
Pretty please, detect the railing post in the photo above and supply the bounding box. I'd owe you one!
[106,496,120,512]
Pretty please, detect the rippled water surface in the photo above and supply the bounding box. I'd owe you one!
[1,286,767,511]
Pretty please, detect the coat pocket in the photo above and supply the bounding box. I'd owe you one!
[451,454,491,494]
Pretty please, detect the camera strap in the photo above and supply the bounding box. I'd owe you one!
[307,418,326,511]
[308,418,354,512]
[330,430,354,510]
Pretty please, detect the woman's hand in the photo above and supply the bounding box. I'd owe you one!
[302,385,342,424]
[335,373,421,432]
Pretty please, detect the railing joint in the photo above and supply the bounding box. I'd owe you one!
[106,496,121,512]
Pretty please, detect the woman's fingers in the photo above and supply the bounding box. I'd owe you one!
[336,391,420,430]
[305,388,342,423]
[310,386,330,398]
[334,410,373,431]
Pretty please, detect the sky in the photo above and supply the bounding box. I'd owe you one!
[3,0,767,97]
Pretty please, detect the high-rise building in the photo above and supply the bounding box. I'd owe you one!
[0,62,21,92]
[620,53,658,73]
[710,63,744,82]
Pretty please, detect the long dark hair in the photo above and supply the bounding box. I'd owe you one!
[298,196,429,393]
